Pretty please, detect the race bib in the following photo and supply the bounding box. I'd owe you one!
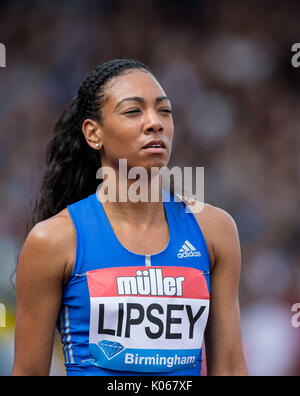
[86,266,210,373]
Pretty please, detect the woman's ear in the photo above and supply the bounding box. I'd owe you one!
[82,119,103,150]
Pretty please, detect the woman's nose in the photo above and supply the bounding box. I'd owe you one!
[144,110,163,134]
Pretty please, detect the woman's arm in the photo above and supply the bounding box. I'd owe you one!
[204,206,248,375]
[195,204,249,376]
[12,213,73,376]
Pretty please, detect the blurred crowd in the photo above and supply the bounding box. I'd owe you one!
[0,0,299,376]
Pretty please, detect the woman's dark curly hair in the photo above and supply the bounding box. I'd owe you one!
[29,59,152,231]
[11,60,153,286]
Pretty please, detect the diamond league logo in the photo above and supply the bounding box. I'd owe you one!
[98,340,125,360]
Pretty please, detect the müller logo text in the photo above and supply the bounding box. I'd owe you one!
[117,269,185,297]
[0,43,6,68]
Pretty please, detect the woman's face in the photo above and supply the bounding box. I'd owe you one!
[98,69,174,172]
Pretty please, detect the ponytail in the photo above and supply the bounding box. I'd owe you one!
[30,97,101,229]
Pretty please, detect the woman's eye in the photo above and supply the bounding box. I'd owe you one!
[124,109,141,115]
[123,108,172,115]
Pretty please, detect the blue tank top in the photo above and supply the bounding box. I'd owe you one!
[58,191,211,376]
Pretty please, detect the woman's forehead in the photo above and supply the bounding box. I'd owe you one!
[104,69,167,103]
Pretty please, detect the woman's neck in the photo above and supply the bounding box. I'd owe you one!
[97,172,166,229]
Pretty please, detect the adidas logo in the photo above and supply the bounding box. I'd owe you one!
[177,240,201,259]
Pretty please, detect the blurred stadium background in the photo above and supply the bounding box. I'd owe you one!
[0,0,299,376]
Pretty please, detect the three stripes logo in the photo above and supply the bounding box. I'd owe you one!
[177,240,201,259]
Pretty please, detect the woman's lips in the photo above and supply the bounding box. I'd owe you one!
[141,146,166,153]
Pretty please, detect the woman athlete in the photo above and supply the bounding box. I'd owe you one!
[12,59,248,376]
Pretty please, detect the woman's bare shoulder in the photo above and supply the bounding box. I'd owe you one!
[181,197,239,269]
[195,202,237,229]
[28,209,75,247]
[182,196,237,232]
[20,209,76,281]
